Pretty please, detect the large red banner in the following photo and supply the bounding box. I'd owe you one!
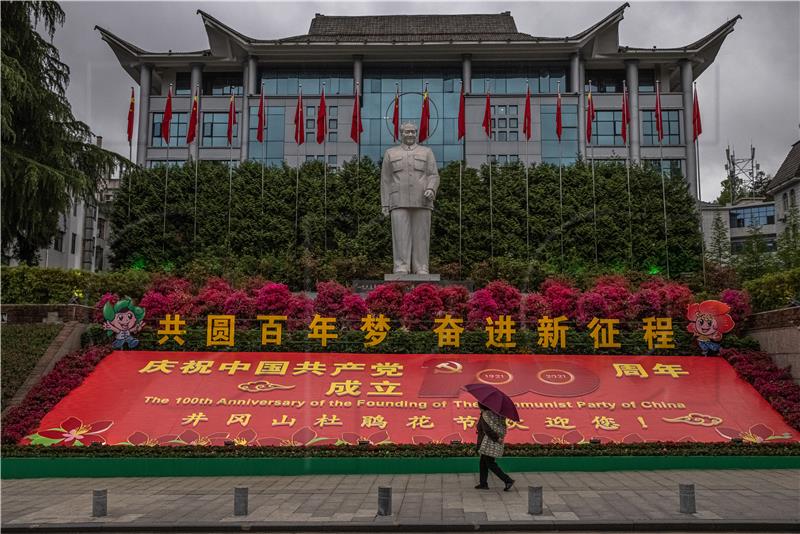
[26,352,796,446]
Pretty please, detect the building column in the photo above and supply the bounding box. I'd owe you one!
[136,63,152,166]
[189,63,203,161]
[572,53,585,159]
[680,59,698,199]
[625,59,641,163]
[353,55,363,94]
[240,60,251,162]
[462,54,472,94]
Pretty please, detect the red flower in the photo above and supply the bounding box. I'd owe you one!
[339,430,390,445]
[257,426,334,446]
[366,283,407,318]
[37,417,113,446]
[126,431,178,446]
[532,430,586,445]
[175,429,230,446]
[232,428,259,446]
[412,432,463,444]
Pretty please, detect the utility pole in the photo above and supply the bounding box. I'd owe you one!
[724,143,765,203]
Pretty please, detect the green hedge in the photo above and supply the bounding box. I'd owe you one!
[743,267,800,312]
[4,441,799,458]
[1,324,62,406]
[1,265,151,305]
[82,323,758,355]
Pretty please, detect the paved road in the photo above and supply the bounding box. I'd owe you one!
[2,469,798,531]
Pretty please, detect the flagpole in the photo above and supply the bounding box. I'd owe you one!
[261,84,266,209]
[588,82,598,264]
[623,81,633,265]
[322,82,328,253]
[557,81,564,272]
[193,83,200,244]
[295,84,302,244]
[355,81,360,236]
[657,80,670,278]
[524,80,530,261]
[486,81,494,260]
[694,82,707,288]
[162,83,172,253]
[128,86,134,218]
[458,81,464,278]
[227,87,234,254]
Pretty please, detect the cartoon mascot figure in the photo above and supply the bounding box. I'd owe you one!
[102,298,146,349]
[686,300,735,356]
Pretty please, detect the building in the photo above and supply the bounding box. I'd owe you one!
[766,140,800,233]
[97,4,740,199]
[701,198,777,257]
[5,138,117,272]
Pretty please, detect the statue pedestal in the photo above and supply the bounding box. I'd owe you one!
[384,273,441,282]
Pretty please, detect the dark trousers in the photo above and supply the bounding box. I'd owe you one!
[479,454,512,485]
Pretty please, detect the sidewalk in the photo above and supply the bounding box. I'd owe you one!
[2,469,798,531]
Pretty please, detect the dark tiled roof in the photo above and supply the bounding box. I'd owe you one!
[768,140,800,193]
[282,13,539,42]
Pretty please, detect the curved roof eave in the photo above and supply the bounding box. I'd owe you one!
[569,2,629,42]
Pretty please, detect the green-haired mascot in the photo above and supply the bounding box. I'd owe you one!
[102,298,146,349]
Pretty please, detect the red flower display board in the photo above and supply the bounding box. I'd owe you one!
[25,352,796,446]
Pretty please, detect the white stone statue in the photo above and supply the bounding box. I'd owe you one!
[381,122,440,276]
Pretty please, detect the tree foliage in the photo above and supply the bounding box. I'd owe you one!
[110,159,703,289]
[777,204,800,269]
[707,211,731,265]
[1,1,122,263]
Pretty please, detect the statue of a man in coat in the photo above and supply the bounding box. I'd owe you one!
[380,122,440,275]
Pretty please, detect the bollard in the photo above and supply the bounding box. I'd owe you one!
[679,483,696,514]
[377,486,392,516]
[92,489,107,517]
[527,486,543,515]
[234,487,249,516]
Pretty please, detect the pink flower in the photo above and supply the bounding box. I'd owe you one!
[258,426,334,446]
[366,283,407,318]
[531,430,586,445]
[440,285,470,317]
[401,284,444,330]
[126,431,179,446]
[286,293,314,330]
[254,282,292,315]
[719,289,751,325]
[339,430,390,445]
[93,292,119,322]
[715,424,792,443]
[314,281,352,318]
[193,277,233,315]
[223,290,256,318]
[540,278,580,318]
[342,293,368,328]
[520,292,550,327]
[466,289,499,329]
[484,280,522,317]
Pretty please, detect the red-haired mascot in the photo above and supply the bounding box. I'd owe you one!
[686,300,735,355]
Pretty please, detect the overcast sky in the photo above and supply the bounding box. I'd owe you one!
[55,0,799,201]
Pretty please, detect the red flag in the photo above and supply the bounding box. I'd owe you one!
[256,84,266,143]
[693,85,702,142]
[161,85,173,144]
[186,87,199,144]
[294,90,305,145]
[316,86,327,144]
[655,81,664,142]
[585,88,595,144]
[127,87,135,143]
[418,86,430,143]
[226,93,237,146]
[350,83,362,144]
[457,82,466,141]
[556,85,562,142]
[621,82,629,144]
[392,85,400,142]
[482,91,492,138]
[522,83,532,141]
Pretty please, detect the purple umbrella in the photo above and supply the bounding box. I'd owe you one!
[464,383,520,422]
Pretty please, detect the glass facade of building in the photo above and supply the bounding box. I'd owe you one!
[151,112,188,147]
[260,67,354,97]
[541,104,579,165]
[472,63,568,94]
[247,106,286,166]
[642,110,681,146]
[729,205,776,228]
[202,112,241,147]
[590,110,625,146]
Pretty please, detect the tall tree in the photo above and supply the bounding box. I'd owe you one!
[1,1,120,264]
[734,225,775,281]
[777,204,800,269]
[707,211,731,265]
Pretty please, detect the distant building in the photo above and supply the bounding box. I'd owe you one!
[766,140,800,233]
[97,4,741,199]
[701,197,777,256]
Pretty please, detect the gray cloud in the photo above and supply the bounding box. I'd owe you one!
[57,1,799,201]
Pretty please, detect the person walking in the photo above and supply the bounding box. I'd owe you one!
[475,402,515,491]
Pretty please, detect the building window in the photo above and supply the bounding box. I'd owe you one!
[591,110,624,146]
[472,63,568,94]
[260,67,354,96]
[95,246,104,271]
[729,205,776,228]
[585,70,626,93]
[490,105,519,142]
[540,103,579,165]
[638,70,656,93]
[731,234,777,255]
[151,112,188,147]
[204,72,243,96]
[97,218,106,240]
[147,160,185,168]
[202,112,240,147]
[328,155,337,165]
[791,189,797,207]
[70,233,77,254]
[645,159,684,178]
[784,192,790,211]
[642,110,681,145]
[53,231,65,252]
[175,72,192,96]
[247,105,285,165]
[72,201,78,217]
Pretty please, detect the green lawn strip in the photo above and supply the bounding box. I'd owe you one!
[1,324,62,406]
